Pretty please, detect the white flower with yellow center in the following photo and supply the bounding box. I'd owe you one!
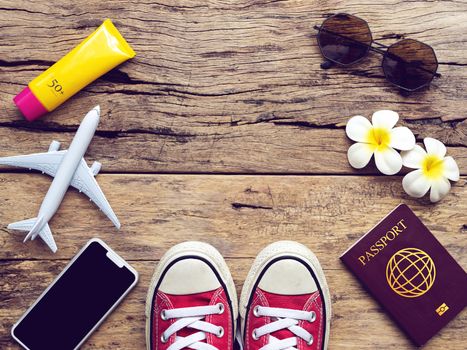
[401,138,459,202]
[346,110,415,175]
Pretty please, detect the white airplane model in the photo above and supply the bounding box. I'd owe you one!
[0,106,120,253]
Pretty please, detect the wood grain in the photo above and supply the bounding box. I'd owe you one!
[0,174,465,263]
[0,174,465,349]
[0,0,466,349]
[1,260,466,350]
[0,127,465,175]
[0,0,465,174]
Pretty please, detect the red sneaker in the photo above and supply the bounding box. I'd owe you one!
[146,242,238,350]
[239,241,331,350]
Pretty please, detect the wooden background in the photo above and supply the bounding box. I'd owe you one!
[0,0,465,349]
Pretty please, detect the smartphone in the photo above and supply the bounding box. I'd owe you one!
[11,238,138,350]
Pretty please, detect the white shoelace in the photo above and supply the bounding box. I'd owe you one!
[252,305,316,350]
[161,303,225,350]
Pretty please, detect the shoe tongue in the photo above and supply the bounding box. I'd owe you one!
[259,288,314,342]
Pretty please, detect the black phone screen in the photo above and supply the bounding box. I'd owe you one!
[12,241,136,350]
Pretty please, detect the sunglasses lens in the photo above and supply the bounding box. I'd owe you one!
[317,13,372,65]
[382,39,438,91]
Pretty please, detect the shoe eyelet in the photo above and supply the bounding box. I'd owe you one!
[308,311,316,322]
[161,334,168,343]
[307,335,314,346]
[160,309,168,321]
[217,303,225,314]
[253,305,260,317]
[252,329,259,340]
[216,326,224,338]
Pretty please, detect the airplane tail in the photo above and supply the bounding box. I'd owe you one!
[8,217,57,253]
[23,216,45,242]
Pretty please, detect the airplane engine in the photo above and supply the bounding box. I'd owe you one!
[48,140,61,152]
[91,161,102,176]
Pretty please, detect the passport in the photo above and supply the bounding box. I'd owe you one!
[340,204,467,346]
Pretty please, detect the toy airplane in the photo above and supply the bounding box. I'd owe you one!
[0,106,120,253]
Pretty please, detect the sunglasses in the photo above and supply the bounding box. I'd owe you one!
[313,13,441,92]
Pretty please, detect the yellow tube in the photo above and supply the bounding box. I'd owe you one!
[14,19,136,121]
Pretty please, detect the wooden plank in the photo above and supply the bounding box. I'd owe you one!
[0,127,465,175]
[0,174,464,266]
[0,2,466,350]
[0,0,466,174]
[1,259,465,349]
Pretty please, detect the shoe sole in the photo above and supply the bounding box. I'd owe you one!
[239,241,331,349]
[145,241,238,350]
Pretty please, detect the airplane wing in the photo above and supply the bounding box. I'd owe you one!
[0,148,66,177]
[70,158,121,229]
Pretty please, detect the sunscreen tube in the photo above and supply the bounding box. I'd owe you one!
[14,19,136,121]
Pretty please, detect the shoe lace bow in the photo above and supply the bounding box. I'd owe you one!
[252,305,316,350]
[161,303,225,350]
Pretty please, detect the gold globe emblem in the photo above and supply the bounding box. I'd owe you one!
[386,248,436,298]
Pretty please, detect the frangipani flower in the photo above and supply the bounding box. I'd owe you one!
[346,110,416,175]
[401,138,459,202]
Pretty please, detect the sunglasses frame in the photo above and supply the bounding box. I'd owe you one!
[314,13,441,92]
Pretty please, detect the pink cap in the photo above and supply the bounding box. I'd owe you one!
[13,87,48,121]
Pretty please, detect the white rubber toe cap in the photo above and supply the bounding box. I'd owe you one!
[258,259,318,295]
[159,258,221,295]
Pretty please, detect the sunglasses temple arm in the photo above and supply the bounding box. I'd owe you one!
[373,41,389,49]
